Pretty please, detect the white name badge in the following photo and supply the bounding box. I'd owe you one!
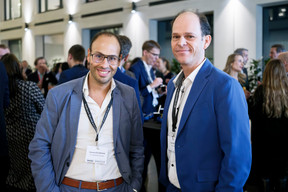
[85,146,108,164]
[168,135,176,153]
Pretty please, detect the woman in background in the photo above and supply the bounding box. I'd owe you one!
[157,57,174,85]
[249,59,288,192]
[1,54,45,192]
[223,53,250,99]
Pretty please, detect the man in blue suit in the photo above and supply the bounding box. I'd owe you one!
[129,40,163,117]
[114,35,142,122]
[29,32,144,192]
[159,10,251,192]
[58,44,89,85]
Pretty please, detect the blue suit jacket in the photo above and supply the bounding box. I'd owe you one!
[159,59,251,192]
[129,59,155,115]
[29,76,144,192]
[58,64,88,85]
[114,68,143,122]
[0,62,9,156]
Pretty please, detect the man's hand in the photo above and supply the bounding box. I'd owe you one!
[150,77,163,89]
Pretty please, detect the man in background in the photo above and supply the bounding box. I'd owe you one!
[129,40,163,117]
[58,44,88,85]
[21,60,32,79]
[27,57,58,97]
[270,44,285,59]
[0,44,10,59]
[114,35,142,121]
[278,51,288,76]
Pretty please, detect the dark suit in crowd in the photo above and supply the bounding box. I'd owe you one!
[0,61,10,189]
[130,59,156,116]
[58,64,89,85]
[28,70,58,97]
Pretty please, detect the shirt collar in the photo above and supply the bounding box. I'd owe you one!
[142,60,152,71]
[83,72,116,97]
[173,58,206,86]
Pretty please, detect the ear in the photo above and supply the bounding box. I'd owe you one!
[124,54,129,62]
[87,48,91,63]
[203,35,212,50]
[68,53,73,60]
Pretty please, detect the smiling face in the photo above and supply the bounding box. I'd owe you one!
[171,12,211,71]
[231,55,244,73]
[87,35,120,87]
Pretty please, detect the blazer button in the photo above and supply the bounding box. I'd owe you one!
[66,162,70,167]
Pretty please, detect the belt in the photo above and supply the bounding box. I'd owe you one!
[62,177,123,191]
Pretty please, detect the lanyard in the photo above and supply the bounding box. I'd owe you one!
[172,72,185,133]
[82,92,113,144]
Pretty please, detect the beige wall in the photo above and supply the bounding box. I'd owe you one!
[0,0,287,70]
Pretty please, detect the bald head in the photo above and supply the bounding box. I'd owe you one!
[278,51,288,73]
[0,44,10,59]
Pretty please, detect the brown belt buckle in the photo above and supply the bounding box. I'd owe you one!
[97,181,105,191]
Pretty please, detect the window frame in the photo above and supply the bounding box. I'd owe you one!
[39,0,63,13]
[4,0,22,21]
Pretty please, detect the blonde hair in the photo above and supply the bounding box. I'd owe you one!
[223,53,246,85]
[262,59,288,118]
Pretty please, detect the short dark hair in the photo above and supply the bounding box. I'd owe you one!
[34,56,46,66]
[69,44,85,62]
[89,32,121,56]
[118,35,132,58]
[271,44,285,53]
[171,10,211,37]
[234,48,248,55]
[142,40,160,52]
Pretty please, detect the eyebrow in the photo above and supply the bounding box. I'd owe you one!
[172,32,195,35]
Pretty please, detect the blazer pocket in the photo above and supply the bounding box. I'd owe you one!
[197,168,219,182]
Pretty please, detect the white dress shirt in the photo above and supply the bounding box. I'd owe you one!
[167,59,206,188]
[65,73,121,181]
[142,60,159,107]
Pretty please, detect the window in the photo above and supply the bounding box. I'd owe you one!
[35,34,64,68]
[39,0,63,13]
[263,4,288,60]
[4,0,22,20]
[9,39,22,61]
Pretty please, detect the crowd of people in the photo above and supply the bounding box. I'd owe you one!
[0,9,288,192]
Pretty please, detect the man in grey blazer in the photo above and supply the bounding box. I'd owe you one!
[29,32,144,192]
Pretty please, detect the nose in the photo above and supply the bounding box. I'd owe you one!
[178,36,187,47]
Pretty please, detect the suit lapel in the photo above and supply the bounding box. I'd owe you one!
[139,61,151,84]
[160,79,176,145]
[112,85,121,148]
[177,60,212,136]
[69,77,85,157]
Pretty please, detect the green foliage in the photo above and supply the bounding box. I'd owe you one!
[248,58,263,93]
[171,58,181,74]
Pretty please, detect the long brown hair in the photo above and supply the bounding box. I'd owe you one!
[223,53,246,85]
[262,59,288,118]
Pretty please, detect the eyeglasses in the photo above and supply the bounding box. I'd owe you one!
[148,50,160,57]
[90,52,120,66]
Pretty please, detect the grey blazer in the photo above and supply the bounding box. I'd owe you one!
[29,76,144,192]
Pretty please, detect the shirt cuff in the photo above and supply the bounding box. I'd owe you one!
[147,85,152,93]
